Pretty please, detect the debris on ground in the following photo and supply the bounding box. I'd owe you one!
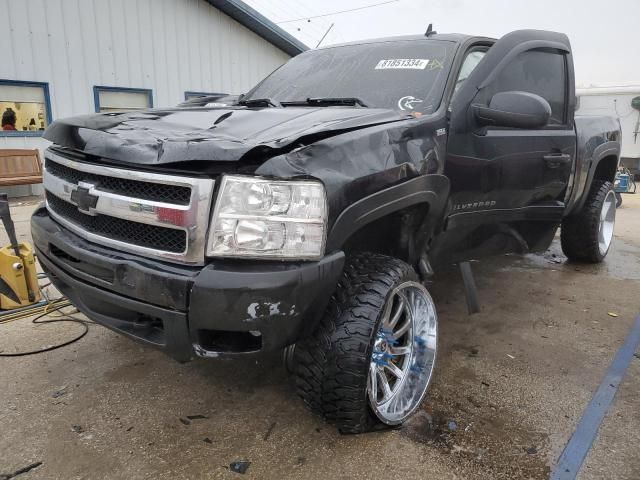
[607,312,619,317]
[71,425,84,434]
[447,421,458,431]
[186,414,208,420]
[203,437,213,444]
[229,461,251,474]
[469,347,479,357]
[526,447,538,455]
[263,422,277,441]
[549,256,563,264]
[506,354,515,359]
[179,418,191,425]
[51,386,68,398]
[0,461,43,480]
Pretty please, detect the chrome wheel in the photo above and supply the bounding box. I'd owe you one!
[598,190,616,256]
[368,281,437,425]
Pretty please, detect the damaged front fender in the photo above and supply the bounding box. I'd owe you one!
[257,116,450,255]
[326,174,450,252]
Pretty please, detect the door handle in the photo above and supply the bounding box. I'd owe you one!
[543,153,572,168]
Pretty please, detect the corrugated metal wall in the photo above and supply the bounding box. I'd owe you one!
[0,0,290,196]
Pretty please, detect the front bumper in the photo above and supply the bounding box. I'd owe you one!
[31,207,345,361]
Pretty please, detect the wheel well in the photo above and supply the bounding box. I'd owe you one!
[593,155,618,184]
[341,204,430,261]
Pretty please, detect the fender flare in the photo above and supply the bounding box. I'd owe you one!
[574,142,620,212]
[326,174,450,252]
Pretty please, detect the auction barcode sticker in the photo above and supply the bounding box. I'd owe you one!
[375,59,430,70]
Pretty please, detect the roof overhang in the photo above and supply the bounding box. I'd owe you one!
[206,0,308,56]
[576,85,640,96]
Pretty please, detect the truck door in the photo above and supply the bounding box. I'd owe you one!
[445,30,576,226]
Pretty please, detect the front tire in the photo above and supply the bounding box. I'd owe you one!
[561,180,616,263]
[293,253,438,433]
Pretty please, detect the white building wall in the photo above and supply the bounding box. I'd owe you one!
[0,0,290,196]
[577,86,640,161]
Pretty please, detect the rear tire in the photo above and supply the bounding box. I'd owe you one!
[561,180,616,263]
[293,253,437,433]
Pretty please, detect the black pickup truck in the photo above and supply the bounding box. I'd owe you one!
[32,29,620,433]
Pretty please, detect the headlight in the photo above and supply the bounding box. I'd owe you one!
[207,175,327,259]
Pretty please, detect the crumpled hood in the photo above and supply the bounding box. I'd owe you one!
[44,106,408,166]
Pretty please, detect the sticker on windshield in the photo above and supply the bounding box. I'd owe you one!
[375,59,430,70]
[398,96,423,110]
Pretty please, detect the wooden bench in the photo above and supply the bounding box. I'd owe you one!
[0,149,43,187]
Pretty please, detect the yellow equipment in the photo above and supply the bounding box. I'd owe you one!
[0,193,41,310]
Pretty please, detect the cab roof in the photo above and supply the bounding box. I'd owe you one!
[316,33,496,51]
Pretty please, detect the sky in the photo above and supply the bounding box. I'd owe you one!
[245,0,639,87]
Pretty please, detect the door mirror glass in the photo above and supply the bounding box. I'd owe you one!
[473,91,551,129]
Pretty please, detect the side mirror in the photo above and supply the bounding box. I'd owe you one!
[473,91,551,129]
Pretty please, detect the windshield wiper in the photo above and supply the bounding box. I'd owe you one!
[236,97,282,108]
[308,97,368,107]
[282,97,369,108]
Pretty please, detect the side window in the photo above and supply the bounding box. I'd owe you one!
[93,86,153,113]
[454,50,487,95]
[1,80,52,135]
[487,50,567,125]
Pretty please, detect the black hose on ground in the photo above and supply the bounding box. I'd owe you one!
[0,302,92,357]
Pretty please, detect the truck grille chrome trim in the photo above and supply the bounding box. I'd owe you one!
[45,157,192,205]
[46,194,188,254]
[43,149,215,265]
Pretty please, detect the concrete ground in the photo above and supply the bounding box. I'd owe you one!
[1,195,639,480]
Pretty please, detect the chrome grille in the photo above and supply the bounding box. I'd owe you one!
[43,149,215,265]
[46,194,188,253]
[45,159,192,205]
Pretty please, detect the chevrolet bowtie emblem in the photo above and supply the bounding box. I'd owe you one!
[70,182,99,214]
